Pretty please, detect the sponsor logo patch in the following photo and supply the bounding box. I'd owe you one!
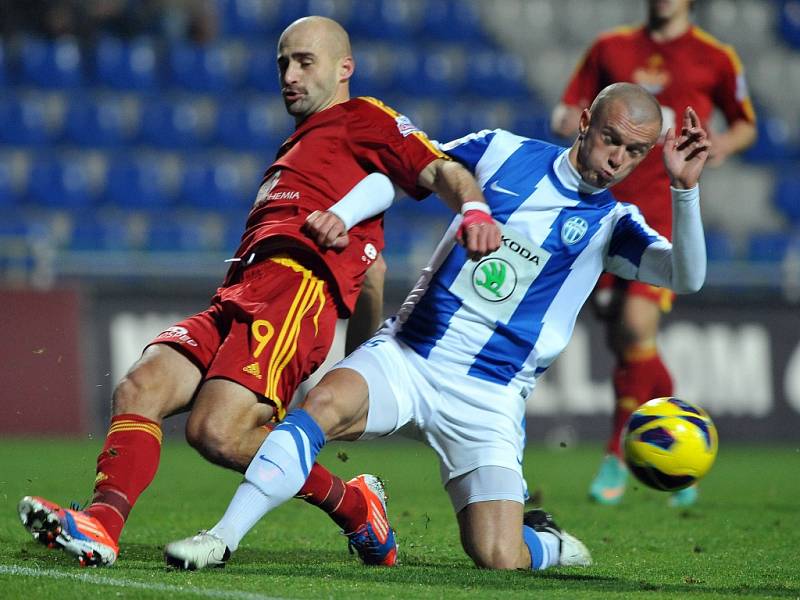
[472,257,517,302]
[158,326,198,347]
[395,115,420,137]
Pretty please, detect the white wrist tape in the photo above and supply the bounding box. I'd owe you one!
[461,201,491,215]
[329,173,395,230]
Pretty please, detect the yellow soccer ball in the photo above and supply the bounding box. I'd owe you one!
[623,397,718,491]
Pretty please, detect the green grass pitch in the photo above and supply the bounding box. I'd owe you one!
[1,439,798,599]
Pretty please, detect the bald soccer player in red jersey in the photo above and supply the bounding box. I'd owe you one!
[19,15,501,567]
[551,0,756,507]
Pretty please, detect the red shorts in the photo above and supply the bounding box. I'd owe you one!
[595,273,675,313]
[149,255,338,420]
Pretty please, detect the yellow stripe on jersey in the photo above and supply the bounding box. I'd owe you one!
[691,27,756,123]
[598,23,641,40]
[265,256,327,420]
[107,421,163,444]
[358,96,448,160]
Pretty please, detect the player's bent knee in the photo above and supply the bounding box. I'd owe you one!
[112,371,165,419]
[303,385,348,432]
[184,413,241,468]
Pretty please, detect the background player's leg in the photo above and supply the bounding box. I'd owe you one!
[591,292,671,505]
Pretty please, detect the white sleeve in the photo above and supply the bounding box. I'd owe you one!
[328,173,396,230]
[636,186,706,294]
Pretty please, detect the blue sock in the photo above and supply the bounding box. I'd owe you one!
[212,410,326,550]
[523,525,560,570]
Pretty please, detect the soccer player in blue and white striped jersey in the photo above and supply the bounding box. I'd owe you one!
[166,83,710,572]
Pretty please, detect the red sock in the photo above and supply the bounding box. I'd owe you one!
[83,414,162,543]
[296,463,367,532]
[607,348,673,457]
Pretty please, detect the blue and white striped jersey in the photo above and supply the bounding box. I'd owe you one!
[388,129,670,394]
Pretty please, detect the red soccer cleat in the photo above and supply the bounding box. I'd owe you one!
[18,496,119,566]
[344,474,398,566]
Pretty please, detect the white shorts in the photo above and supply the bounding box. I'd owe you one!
[334,334,527,486]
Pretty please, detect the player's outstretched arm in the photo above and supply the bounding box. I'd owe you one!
[303,173,395,249]
[417,159,501,260]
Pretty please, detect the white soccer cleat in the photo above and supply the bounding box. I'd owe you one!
[523,509,592,567]
[554,530,592,567]
[164,530,231,570]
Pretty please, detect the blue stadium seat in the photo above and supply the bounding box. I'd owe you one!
[105,157,174,210]
[145,221,210,252]
[392,46,464,98]
[168,43,242,92]
[465,51,529,99]
[69,217,131,251]
[704,229,737,262]
[94,36,158,90]
[215,99,290,151]
[779,0,800,49]
[774,176,800,225]
[0,161,18,209]
[246,45,282,93]
[419,0,486,43]
[349,0,420,41]
[27,157,98,210]
[747,232,791,262]
[349,45,393,97]
[0,43,7,86]
[179,159,250,211]
[140,99,211,149]
[512,113,559,144]
[218,0,302,37]
[19,38,83,89]
[64,97,132,148]
[0,96,59,146]
[742,117,796,163]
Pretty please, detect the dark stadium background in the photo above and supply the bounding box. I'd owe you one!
[1,0,798,442]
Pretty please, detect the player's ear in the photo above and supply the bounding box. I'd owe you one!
[578,108,591,139]
[339,56,354,82]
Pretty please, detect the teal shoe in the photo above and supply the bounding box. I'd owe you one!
[589,455,627,505]
[669,484,698,507]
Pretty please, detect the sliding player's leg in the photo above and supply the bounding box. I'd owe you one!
[450,467,591,570]
[164,334,407,569]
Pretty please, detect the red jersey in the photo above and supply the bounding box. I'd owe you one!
[231,96,447,315]
[561,25,755,238]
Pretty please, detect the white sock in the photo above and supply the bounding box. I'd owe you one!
[210,481,270,552]
[207,410,325,552]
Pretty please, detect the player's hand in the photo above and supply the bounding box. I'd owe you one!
[663,106,711,190]
[456,210,501,260]
[303,210,349,249]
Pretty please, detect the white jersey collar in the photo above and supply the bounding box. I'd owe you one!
[554,150,605,195]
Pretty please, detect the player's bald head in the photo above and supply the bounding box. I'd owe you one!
[589,82,662,131]
[278,16,351,60]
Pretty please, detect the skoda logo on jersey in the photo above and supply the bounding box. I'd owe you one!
[561,216,589,245]
[472,258,517,302]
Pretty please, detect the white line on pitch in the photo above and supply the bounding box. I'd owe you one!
[0,565,289,600]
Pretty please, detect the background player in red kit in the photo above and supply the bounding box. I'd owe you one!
[551,0,756,506]
[18,15,501,567]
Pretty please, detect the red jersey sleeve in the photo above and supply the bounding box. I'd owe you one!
[712,45,756,126]
[561,40,604,109]
[345,97,448,200]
